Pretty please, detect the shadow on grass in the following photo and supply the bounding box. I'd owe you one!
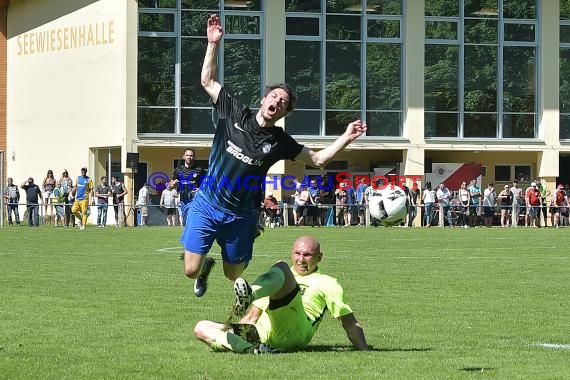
[301,345,432,353]
[460,367,495,373]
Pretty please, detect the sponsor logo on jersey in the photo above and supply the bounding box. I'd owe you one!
[226,140,263,167]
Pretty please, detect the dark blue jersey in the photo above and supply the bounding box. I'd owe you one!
[201,87,304,213]
[174,164,205,203]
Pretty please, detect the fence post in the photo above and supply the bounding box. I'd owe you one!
[282,204,288,227]
[438,203,444,227]
[0,150,4,227]
[511,202,517,227]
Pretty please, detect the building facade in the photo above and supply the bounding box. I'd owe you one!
[3,0,570,218]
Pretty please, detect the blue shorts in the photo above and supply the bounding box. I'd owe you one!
[179,201,191,222]
[180,192,257,264]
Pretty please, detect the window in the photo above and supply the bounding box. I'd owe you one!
[494,164,532,182]
[285,0,403,137]
[426,0,537,139]
[138,1,263,136]
[495,165,511,181]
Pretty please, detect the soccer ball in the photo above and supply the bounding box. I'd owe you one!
[368,186,408,226]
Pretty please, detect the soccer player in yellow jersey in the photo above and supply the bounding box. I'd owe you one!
[194,236,370,353]
[71,167,94,230]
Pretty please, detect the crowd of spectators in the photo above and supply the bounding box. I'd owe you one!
[3,169,129,229]
[417,178,569,228]
[4,170,569,229]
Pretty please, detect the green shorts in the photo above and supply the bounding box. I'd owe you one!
[255,287,314,352]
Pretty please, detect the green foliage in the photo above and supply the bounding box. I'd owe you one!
[425,0,459,17]
[1,227,570,379]
[138,37,176,107]
[138,0,177,9]
[223,40,261,106]
[562,0,570,20]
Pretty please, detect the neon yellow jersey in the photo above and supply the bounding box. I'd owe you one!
[252,267,353,351]
[294,267,353,322]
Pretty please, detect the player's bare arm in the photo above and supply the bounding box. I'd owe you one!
[340,313,370,351]
[201,14,223,104]
[295,120,367,168]
[239,305,262,325]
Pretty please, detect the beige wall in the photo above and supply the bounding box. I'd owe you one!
[7,0,136,185]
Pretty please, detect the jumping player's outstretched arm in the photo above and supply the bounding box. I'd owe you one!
[295,119,367,168]
[201,14,223,104]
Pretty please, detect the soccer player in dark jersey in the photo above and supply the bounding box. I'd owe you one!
[172,148,205,226]
[182,13,367,298]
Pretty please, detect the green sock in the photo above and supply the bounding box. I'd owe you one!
[211,330,254,353]
[251,266,285,300]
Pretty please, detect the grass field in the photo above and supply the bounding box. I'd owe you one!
[1,226,569,379]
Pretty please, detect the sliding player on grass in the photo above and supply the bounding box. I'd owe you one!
[194,236,370,353]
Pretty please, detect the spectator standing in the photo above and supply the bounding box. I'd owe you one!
[564,186,569,226]
[497,184,512,228]
[296,185,314,227]
[160,181,179,226]
[52,186,66,227]
[42,170,56,223]
[537,179,551,227]
[137,182,150,227]
[21,177,43,227]
[355,178,368,226]
[318,177,334,226]
[525,181,541,228]
[422,182,436,227]
[4,177,21,226]
[364,179,381,226]
[457,181,470,228]
[111,176,128,227]
[468,178,481,227]
[307,179,322,227]
[345,181,356,226]
[482,183,497,227]
[334,183,349,227]
[436,183,453,227]
[406,184,419,227]
[57,169,74,227]
[509,179,523,226]
[290,178,302,227]
[72,167,94,230]
[262,192,280,228]
[553,184,567,228]
[95,176,112,227]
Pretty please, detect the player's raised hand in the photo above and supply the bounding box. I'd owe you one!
[345,119,367,141]
[207,14,223,43]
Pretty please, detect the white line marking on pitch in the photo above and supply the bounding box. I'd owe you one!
[538,343,570,349]
[155,247,271,257]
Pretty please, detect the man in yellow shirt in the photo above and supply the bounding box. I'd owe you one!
[71,167,94,230]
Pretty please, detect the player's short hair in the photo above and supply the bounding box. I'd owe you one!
[264,83,296,113]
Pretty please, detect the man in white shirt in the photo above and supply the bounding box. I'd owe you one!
[436,183,453,227]
[137,182,150,226]
[482,183,497,227]
[509,179,523,226]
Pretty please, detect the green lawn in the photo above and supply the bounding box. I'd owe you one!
[1,226,569,379]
